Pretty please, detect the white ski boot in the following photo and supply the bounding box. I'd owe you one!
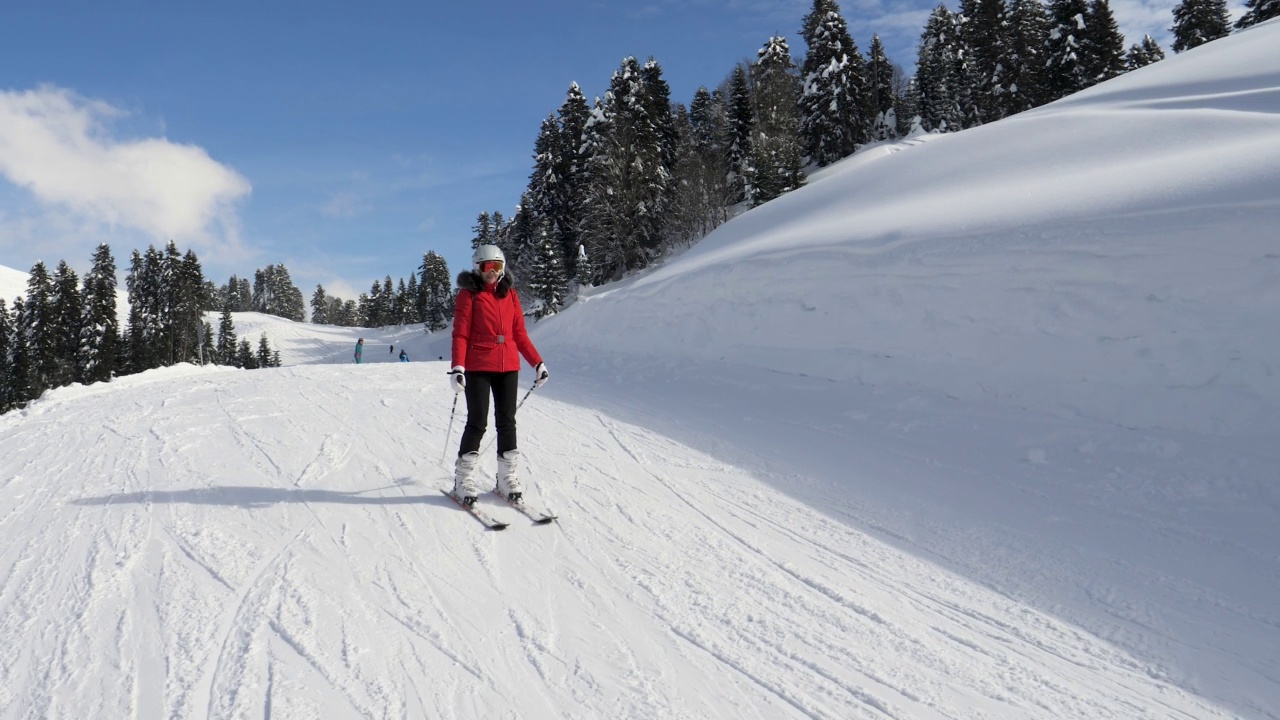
[496,450,523,502]
[453,452,480,505]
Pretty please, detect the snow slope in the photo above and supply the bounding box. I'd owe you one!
[0,363,1233,719]
[532,21,1280,719]
[2,21,1278,720]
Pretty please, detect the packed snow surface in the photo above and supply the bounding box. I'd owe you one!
[2,21,1278,720]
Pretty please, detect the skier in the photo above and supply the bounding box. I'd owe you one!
[390,344,394,354]
[449,244,549,505]
[399,349,409,362]
[354,338,364,364]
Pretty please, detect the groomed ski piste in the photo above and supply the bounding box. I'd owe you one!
[2,20,1278,720]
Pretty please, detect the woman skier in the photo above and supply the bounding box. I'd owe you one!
[354,338,364,364]
[449,244,549,505]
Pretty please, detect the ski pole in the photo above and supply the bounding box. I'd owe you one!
[441,391,459,464]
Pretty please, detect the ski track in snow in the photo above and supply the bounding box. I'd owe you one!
[0,363,1239,718]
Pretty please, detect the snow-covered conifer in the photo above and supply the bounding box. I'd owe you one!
[1045,0,1093,101]
[750,36,806,205]
[1235,0,1280,28]
[799,0,868,164]
[1083,0,1127,83]
[1171,0,1231,52]
[79,244,120,384]
[311,285,330,324]
[216,305,237,366]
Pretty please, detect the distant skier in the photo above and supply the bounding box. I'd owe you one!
[399,349,409,362]
[449,244,549,506]
[390,344,394,354]
[354,338,364,364]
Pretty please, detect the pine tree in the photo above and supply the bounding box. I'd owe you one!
[503,200,538,298]
[554,83,592,277]
[896,78,923,135]
[962,0,1015,123]
[201,280,219,312]
[750,36,807,205]
[0,299,11,414]
[216,305,238,365]
[168,248,208,365]
[579,56,674,280]
[574,244,596,289]
[79,243,119,385]
[669,87,733,244]
[527,219,569,318]
[1006,0,1053,112]
[237,338,256,369]
[1235,0,1280,28]
[1171,0,1230,52]
[22,261,57,397]
[1083,0,1127,84]
[529,114,565,260]
[419,251,453,332]
[404,273,420,324]
[157,241,184,364]
[256,333,273,368]
[379,276,395,325]
[917,5,966,131]
[311,285,330,324]
[471,212,494,250]
[799,0,868,164]
[865,36,899,140]
[1045,0,1093,101]
[251,264,304,321]
[325,297,345,327]
[8,299,34,406]
[50,260,83,387]
[123,250,150,374]
[1126,35,1166,69]
[725,64,755,203]
[356,292,371,327]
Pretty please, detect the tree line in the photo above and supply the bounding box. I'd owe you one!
[307,250,455,331]
[1,242,285,416]
[439,0,1275,320]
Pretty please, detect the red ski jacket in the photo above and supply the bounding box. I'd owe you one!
[451,270,542,373]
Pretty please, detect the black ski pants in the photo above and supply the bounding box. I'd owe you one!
[458,370,519,457]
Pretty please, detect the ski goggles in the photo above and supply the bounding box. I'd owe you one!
[477,260,504,273]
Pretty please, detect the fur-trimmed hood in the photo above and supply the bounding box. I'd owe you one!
[457,268,516,298]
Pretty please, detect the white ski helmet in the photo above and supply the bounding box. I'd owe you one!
[472,244,506,268]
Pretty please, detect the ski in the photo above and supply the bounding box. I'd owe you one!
[492,490,557,524]
[441,489,509,530]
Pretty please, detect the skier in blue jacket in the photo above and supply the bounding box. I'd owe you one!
[354,338,364,364]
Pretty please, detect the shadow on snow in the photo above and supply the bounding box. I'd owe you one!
[70,481,452,510]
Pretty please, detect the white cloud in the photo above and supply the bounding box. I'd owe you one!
[0,85,251,261]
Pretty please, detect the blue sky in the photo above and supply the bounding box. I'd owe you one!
[0,0,1188,303]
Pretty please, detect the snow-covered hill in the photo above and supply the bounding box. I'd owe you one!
[0,263,28,306]
[2,21,1278,720]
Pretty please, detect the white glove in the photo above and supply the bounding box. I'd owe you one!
[534,362,549,388]
[450,366,466,393]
